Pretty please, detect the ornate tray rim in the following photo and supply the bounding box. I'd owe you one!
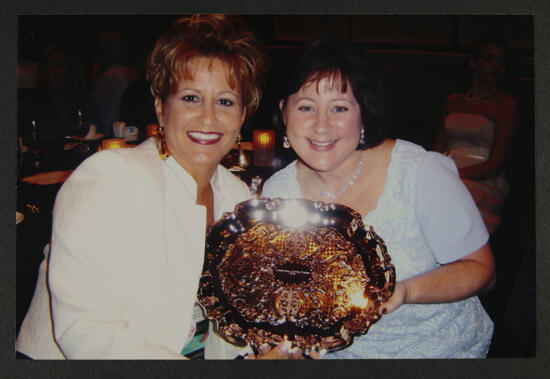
[198,197,396,352]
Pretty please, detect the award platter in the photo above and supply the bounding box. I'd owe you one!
[198,198,395,352]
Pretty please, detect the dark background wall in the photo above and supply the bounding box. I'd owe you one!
[18,15,534,148]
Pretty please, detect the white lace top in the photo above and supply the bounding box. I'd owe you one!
[262,139,493,358]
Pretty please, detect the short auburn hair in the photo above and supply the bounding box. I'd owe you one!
[146,15,268,116]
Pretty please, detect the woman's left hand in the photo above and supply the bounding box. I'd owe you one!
[377,243,495,315]
[378,282,408,315]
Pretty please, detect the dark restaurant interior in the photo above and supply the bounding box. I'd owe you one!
[16,14,535,358]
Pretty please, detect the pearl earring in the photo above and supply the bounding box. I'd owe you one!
[283,135,291,149]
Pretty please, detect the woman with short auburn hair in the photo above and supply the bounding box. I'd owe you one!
[16,15,300,360]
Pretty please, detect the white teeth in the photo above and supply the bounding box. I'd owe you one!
[310,140,335,147]
[188,131,221,140]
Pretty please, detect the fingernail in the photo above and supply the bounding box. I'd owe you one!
[381,307,387,314]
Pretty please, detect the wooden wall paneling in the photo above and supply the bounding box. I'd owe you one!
[457,15,534,49]
[272,15,348,41]
[351,15,454,45]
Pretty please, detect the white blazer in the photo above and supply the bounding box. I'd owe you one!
[16,138,250,359]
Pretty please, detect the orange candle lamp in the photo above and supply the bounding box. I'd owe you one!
[253,130,275,167]
[101,138,127,150]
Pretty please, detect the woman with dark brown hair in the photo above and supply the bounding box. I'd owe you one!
[263,39,495,358]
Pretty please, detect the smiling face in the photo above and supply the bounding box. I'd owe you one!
[155,56,246,177]
[472,44,507,85]
[281,74,364,173]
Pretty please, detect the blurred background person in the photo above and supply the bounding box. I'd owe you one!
[18,42,102,146]
[433,37,518,235]
[119,27,159,140]
[92,29,138,137]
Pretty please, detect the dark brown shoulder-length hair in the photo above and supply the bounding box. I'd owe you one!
[146,14,268,116]
[275,39,389,150]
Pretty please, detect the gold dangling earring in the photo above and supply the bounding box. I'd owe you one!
[156,125,170,160]
[237,134,249,168]
[283,135,291,149]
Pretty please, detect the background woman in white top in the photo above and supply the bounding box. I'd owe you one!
[434,37,519,234]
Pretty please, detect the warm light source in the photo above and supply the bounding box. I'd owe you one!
[253,129,275,167]
[254,129,274,148]
[102,138,127,150]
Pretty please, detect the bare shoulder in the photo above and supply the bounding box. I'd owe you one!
[495,91,518,108]
[443,93,466,111]
[446,92,464,103]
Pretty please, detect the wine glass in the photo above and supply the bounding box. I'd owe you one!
[69,109,91,138]
[21,119,44,170]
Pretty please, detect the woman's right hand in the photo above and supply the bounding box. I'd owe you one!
[245,341,320,360]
